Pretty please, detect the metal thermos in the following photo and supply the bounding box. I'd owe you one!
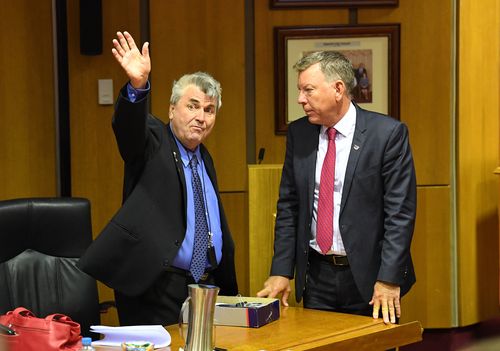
[181,284,219,351]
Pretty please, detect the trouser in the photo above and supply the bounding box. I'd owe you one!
[303,249,372,316]
[115,268,214,326]
[304,250,397,351]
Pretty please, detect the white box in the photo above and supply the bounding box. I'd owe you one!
[183,296,280,328]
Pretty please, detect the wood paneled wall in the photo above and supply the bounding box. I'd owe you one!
[149,0,247,192]
[0,1,57,199]
[148,0,248,294]
[67,0,141,326]
[457,0,500,325]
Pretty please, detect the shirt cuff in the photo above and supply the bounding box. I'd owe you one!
[126,81,150,102]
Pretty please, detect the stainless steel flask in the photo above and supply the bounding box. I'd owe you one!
[180,284,219,351]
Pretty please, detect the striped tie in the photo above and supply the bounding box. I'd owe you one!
[317,127,337,254]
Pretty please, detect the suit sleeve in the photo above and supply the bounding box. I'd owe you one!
[377,122,417,285]
[270,125,299,278]
[111,84,151,164]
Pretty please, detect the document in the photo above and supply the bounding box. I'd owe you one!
[90,325,171,348]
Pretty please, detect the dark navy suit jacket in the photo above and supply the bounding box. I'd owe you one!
[270,104,416,303]
[78,86,238,297]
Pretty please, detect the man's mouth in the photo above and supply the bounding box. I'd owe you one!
[191,126,204,133]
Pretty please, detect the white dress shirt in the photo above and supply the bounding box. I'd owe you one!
[310,102,356,255]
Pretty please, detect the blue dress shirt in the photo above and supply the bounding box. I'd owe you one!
[126,82,223,270]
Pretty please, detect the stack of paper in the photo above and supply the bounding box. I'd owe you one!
[90,325,171,348]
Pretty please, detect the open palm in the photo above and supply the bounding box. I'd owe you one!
[112,31,150,89]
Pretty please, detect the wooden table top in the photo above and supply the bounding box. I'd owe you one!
[96,306,422,351]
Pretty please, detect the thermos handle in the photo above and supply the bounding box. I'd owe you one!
[178,296,191,342]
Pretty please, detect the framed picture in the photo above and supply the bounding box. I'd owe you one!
[274,24,400,134]
[270,0,399,8]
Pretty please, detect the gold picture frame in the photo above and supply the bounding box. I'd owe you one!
[274,24,400,134]
[270,0,399,8]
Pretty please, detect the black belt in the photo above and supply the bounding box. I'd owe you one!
[309,249,349,266]
[164,265,213,281]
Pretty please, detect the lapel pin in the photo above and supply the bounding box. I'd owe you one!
[353,144,360,150]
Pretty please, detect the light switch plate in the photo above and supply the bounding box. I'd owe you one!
[98,79,113,105]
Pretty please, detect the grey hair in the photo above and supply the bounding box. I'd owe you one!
[170,72,222,111]
[293,51,356,97]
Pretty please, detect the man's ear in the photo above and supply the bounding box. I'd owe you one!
[169,105,174,119]
[333,80,346,100]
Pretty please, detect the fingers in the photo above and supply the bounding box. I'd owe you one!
[118,31,131,52]
[372,300,399,324]
[371,281,400,324]
[371,300,380,319]
[395,301,401,318]
[381,301,389,324]
[256,286,271,298]
[112,31,140,56]
[281,289,290,307]
[142,42,150,58]
[388,300,397,324]
[123,31,138,50]
[256,283,278,298]
[111,47,122,64]
[371,298,399,324]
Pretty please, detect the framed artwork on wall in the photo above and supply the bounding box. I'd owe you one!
[270,0,399,9]
[274,24,400,134]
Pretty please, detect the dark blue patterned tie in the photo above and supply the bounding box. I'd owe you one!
[189,155,208,282]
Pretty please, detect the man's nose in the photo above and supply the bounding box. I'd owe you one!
[297,91,306,104]
[195,109,206,121]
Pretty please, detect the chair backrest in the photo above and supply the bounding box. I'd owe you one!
[0,197,100,336]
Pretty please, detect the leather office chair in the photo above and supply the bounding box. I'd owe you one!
[0,197,100,337]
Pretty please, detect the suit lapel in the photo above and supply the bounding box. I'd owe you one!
[166,126,188,209]
[340,106,367,216]
[305,125,320,218]
[199,145,218,191]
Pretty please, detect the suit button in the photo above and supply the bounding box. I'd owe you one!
[304,250,308,255]
[175,240,180,246]
[163,259,169,267]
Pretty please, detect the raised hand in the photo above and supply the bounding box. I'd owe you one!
[112,31,150,89]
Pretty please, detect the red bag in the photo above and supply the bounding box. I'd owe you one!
[0,307,82,351]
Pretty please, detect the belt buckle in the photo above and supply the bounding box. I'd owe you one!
[200,272,209,280]
[332,255,347,266]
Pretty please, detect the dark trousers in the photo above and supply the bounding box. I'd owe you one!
[303,250,371,316]
[115,269,214,326]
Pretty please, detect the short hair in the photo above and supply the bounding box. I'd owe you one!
[170,72,222,111]
[293,51,356,97]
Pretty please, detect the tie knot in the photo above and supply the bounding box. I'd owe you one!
[327,127,336,141]
[189,155,198,169]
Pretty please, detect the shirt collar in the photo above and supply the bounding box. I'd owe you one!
[321,102,356,138]
[170,124,201,168]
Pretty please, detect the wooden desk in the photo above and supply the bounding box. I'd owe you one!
[96,307,422,351]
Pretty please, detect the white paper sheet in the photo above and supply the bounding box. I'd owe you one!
[90,325,171,348]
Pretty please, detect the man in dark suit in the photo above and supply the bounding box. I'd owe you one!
[257,51,416,324]
[78,31,238,325]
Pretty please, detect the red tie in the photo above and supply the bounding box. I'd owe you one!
[317,127,337,254]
